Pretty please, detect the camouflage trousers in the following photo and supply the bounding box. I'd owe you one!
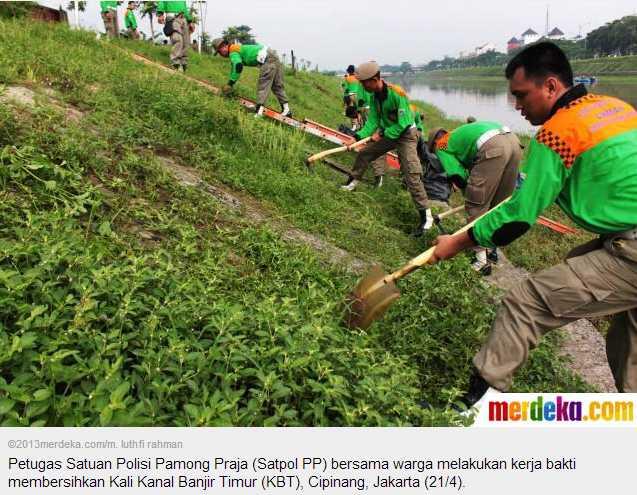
[170,16,190,67]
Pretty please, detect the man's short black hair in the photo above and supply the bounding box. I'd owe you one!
[346,64,356,74]
[505,41,573,87]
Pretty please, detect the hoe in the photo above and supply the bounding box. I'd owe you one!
[344,200,509,330]
[304,137,372,168]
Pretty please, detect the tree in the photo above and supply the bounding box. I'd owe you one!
[400,61,413,75]
[140,1,157,40]
[221,25,256,44]
[587,15,637,56]
[65,1,86,12]
[200,32,214,53]
[0,1,37,19]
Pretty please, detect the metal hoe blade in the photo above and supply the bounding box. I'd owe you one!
[344,265,401,330]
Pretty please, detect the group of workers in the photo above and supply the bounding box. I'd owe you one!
[103,14,636,411]
[341,45,637,411]
[336,60,521,272]
[100,1,194,72]
[215,40,637,410]
[99,1,139,40]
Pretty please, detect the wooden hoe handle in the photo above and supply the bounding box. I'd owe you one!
[307,137,372,164]
[387,197,512,283]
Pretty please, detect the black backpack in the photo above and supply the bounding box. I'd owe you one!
[163,18,175,37]
[418,139,452,202]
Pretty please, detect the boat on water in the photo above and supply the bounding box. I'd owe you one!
[574,75,598,85]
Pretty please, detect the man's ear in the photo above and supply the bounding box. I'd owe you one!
[544,76,561,98]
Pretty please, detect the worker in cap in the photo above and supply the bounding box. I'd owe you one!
[339,64,386,185]
[342,61,433,236]
[212,38,292,118]
[427,120,522,274]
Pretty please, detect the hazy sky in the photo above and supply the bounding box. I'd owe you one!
[41,1,637,70]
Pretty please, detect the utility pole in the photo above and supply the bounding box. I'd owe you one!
[74,0,79,29]
[545,4,549,36]
[198,0,203,54]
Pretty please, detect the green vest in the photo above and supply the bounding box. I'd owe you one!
[157,1,191,21]
[435,121,504,184]
[100,1,118,13]
[228,44,266,83]
[357,82,415,141]
[474,93,637,248]
[124,10,137,29]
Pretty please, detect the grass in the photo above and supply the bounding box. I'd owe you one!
[0,19,593,426]
[416,54,637,78]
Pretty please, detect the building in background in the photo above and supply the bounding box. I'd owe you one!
[521,28,540,45]
[547,27,565,40]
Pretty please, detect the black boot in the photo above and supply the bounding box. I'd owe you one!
[487,248,499,264]
[453,369,491,413]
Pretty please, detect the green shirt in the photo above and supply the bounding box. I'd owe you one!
[228,44,265,83]
[473,90,637,249]
[100,1,118,13]
[413,107,424,133]
[435,121,503,186]
[342,75,372,109]
[342,75,358,95]
[124,10,137,29]
[357,87,372,109]
[157,1,192,21]
[357,82,415,141]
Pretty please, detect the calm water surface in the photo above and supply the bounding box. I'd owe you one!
[395,77,637,135]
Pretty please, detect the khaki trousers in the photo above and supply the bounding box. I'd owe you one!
[170,16,190,67]
[351,127,428,210]
[101,10,118,39]
[474,238,637,392]
[465,133,522,222]
[257,50,288,107]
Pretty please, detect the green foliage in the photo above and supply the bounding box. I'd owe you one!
[0,2,37,19]
[0,18,591,426]
[587,15,637,57]
[221,25,256,44]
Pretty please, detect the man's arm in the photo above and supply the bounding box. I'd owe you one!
[355,99,379,139]
[228,52,244,85]
[436,149,469,188]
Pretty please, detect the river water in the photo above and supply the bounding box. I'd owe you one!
[396,77,637,134]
